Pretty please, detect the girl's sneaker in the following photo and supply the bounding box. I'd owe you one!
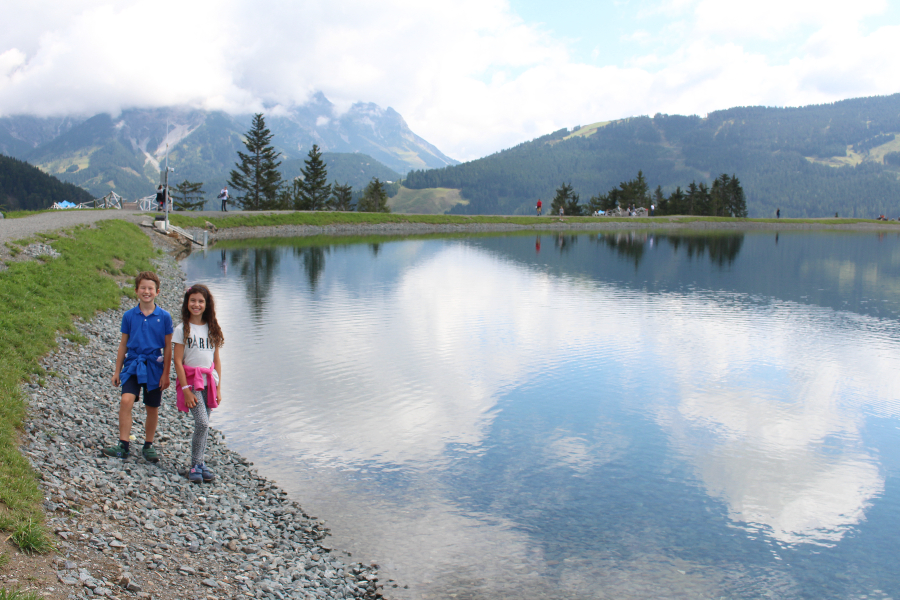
[188,465,204,484]
[199,464,215,483]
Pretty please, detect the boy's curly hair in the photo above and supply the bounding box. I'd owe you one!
[181,284,224,349]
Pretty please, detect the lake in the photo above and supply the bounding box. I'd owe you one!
[182,229,900,599]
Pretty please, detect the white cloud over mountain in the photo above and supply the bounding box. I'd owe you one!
[1,0,898,161]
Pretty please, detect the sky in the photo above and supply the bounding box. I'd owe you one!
[1,0,899,161]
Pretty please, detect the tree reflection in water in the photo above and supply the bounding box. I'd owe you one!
[589,231,744,268]
[293,246,330,291]
[228,248,282,317]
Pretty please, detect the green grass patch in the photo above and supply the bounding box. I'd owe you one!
[0,219,156,552]
[0,588,43,600]
[9,520,53,555]
[1,210,58,219]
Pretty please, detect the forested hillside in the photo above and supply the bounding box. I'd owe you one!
[280,153,401,190]
[0,154,94,211]
[405,94,900,217]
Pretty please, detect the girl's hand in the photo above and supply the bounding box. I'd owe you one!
[184,389,197,409]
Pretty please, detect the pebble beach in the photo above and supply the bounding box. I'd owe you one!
[13,238,385,600]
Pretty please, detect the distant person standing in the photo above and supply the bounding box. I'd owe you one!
[536,199,542,216]
[559,206,564,217]
[776,208,780,219]
[155,185,165,212]
[218,187,229,212]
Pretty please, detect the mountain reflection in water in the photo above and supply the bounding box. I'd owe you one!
[183,230,900,600]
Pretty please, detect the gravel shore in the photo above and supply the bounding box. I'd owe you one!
[13,237,384,600]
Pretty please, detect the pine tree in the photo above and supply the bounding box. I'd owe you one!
[652,185,664,214]
[328,182,355,211]
[628,170,650,208]
[171,180,206,211]
[228,113,283,211]
[710,174,730,216]
[551,182,582,215]
[696,182,712,215]
[357,178,391,212]
[296,144,331,211]
[728,175,748,218]
[667,187,685,215]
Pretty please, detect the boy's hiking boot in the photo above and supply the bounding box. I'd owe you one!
[199,463,215,483]
[142,445,159,463]
[101,442,129,459]
[188,465,204,484]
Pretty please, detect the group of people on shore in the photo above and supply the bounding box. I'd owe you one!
[102,271,225,484]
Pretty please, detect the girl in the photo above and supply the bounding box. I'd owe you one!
[173,284,224,483]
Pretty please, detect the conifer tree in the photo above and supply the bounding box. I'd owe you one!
[667,187,685,215]
[696,182,712,215]
[171,180,206,211]
[296,144,331,211]
[653,185,664,214]
[728,175,748,218]
[551,182,583,215]
[228,113,283,211]
[357,178,391,212]
[328,182,355,211]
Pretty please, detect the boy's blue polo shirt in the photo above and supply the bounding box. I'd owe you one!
[119,304,173,391]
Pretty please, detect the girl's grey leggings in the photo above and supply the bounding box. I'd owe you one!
[190,389,212,467]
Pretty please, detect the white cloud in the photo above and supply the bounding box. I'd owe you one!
[0,0,898,160]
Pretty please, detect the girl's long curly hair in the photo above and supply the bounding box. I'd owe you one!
[181,284,224,349]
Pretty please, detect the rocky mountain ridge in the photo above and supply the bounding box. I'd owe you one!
[0,93,456,200]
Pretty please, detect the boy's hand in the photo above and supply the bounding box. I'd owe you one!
[159,371,170,391]
[184,389,197,409]
[111,373,120,386]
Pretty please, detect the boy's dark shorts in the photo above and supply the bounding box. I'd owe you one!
[122,376,162,407]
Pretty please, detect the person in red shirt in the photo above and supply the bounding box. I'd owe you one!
[536,199,542,216]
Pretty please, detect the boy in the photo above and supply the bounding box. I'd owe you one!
[102,271,173,461]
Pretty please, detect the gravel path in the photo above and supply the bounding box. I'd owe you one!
[0,210,149,245]
[15,238,385,600]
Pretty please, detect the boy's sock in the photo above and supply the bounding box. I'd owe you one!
[143,441,153,449]
[120,440,130,453]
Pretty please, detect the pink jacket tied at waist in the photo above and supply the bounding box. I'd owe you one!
[176,364,219,412]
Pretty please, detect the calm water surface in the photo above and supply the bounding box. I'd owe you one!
[182,230,900,599]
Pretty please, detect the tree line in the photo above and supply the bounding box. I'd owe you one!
[548,171,747,217]
[172,114,391,212]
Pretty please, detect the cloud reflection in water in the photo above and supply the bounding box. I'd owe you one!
[187,234,900,598]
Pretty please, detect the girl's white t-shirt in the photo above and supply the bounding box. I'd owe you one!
[173,322,219,386]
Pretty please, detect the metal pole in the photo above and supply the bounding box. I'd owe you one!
[164,120,170,231]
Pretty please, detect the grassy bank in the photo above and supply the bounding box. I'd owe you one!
[0,220,157,551]
[166,211,897,230]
